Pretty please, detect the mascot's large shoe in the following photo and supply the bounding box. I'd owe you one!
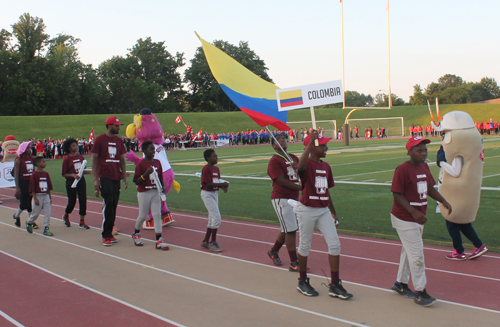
[143,213,175,229]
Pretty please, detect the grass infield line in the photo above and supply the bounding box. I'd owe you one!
[0,249,185,327]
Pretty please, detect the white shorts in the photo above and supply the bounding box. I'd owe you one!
[271,199,298,233]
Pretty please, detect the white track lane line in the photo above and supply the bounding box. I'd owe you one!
[3,191,500,262]
[0,310,24,327]
[0,249,185,327]
[0,223,371,327]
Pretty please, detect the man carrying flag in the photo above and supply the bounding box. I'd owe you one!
[89,128,95,152]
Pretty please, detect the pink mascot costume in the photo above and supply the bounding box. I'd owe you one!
[125,108,178,229]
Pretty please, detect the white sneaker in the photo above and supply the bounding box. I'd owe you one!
[132,233,143,246]
[155,237,169,251]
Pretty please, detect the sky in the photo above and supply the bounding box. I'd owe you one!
[2,0,499,102]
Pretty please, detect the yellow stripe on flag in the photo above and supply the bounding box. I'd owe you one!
[280,89,302,100]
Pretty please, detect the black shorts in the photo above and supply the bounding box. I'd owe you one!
[19,178,32,211]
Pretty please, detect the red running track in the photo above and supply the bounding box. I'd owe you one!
[1,188,499,313]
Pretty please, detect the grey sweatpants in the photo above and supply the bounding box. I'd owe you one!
[201,190,221,229]
[136,189,162,233]
[28,194,51,228]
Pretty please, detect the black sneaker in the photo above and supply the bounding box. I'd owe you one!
[414,289,437,307]
[289,261,310,273]
[297,278,319,297]
[267,249,283,266]
[13,214,20,227]
[32,222,39,229]
[328,280,353,300]
[391,281,414,298]
[63,214,71,227]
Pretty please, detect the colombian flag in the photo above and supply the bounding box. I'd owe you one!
[196,32,289,130]
[279,89,303,108]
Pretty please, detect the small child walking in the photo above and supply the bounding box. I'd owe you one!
[390,136,452,307]
[13,142,38,229]
[132,141,169,250]
[61,138,90,229]
[200,149,229,252]
[26,157,54,236]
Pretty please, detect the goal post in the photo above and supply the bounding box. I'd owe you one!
[286,120,338,140]
[347,117,404,137]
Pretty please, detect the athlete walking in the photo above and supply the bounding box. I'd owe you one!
[266,134,303,271]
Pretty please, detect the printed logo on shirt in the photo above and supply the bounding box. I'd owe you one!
[108,146,117,158]
[74,162,82,171]
[315,170,327,174]
[416,174,427,178]
[39,181,48,192]
[26,163,34,173]
[287,166,298,181]
[315,176,328,194]
[417,181,428,200]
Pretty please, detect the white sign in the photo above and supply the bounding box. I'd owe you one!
[0,161,15,188]
[276,80,344,111]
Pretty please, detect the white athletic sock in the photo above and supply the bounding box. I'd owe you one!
[15,208,22,217]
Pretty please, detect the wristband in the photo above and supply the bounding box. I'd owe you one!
[141,175,145,180]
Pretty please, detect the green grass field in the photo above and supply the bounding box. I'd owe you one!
[1,103,499,141]
[42,135,500,252]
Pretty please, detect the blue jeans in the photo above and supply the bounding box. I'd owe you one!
[446,220,483,253]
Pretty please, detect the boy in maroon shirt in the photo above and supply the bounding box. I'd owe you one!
[266,134,302,270]
[26,157,54,236]
[132,141,169,250]
[200,149,229,252]
[13,141,38,229]
[390,136,451,307]
[294,130,352,299]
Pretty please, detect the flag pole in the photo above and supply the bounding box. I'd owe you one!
[265,126,294,164]
[341,0,346,110]
[387,0,392,108]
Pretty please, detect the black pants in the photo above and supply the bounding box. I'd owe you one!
[19,178,32,212]
[65,177,87,216]
[100,178,120,238]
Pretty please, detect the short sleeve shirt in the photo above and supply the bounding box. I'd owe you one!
[29,171,53,194]
[298,159,334,207]
[133,159,163,192]
[18,156,35,181]
[62,154,85,180]
[91,134,126,180]
[267,154,300,200]
[200,165,220,192]
[391,161,436,222]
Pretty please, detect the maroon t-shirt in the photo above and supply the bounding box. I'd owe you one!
[91,134,126,180]
[29,171,53,194]
[391,161,436,222]
[267,153,300,200]
[133,159,163,192]
[18,156,35,181]
[200,165,220,192]
[62,154,85,180]
[298,159,334,207]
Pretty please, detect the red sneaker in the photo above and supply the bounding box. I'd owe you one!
[109,236,118,243]
[143,218,155,230]
[469,245,488,259]
[162,213,175,226]
[102,238,112,246]
[446,250,466,260]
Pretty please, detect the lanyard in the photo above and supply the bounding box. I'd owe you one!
[274,152,292,165]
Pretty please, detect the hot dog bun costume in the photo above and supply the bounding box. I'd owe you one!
[432,110,483,224]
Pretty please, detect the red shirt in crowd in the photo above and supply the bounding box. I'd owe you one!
[91,134,126,180]
[61,154,85,180]
[267,154,300,200]
[18,156,35,181]
[200,165,220,192]
[133,159,163,193]
[29,171,53,194]
[36,142,44,154]
[390,161,436,222]
[298,159,335,208]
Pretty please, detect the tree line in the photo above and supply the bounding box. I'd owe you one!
[1,13,499,116]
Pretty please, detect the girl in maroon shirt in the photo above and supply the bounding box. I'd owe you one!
[13,141,38,229]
